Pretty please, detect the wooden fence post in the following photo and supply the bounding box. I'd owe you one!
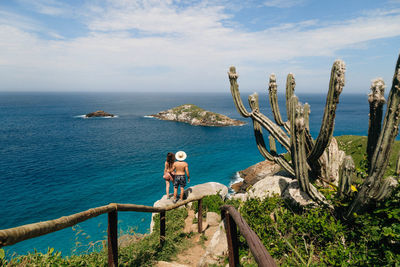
[224,211,239,267]
[107,210,118,267]
[160,211,166,245]
[198,199,203,233]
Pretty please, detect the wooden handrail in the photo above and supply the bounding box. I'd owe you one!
[220,205,277,267]
[0,196,206,267]
[0,204,117,248]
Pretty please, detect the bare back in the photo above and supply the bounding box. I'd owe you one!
[173,161,189,176]
[164,161,174,173]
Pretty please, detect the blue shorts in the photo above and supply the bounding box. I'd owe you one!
[174,175,186,188]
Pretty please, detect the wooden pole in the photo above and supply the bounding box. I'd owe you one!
[221,205,277,267]
[107,210,118,267]
[224,212,239,267]
[198,199,203,233]
[160,211,166,245]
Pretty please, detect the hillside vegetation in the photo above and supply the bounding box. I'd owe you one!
[336,135,400,179]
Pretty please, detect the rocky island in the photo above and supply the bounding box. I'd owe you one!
[85,110,115,118]
[149,104,245,126]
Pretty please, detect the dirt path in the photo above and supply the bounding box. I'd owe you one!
[157,209,219,267]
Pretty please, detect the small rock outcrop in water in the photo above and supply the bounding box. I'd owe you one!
[85,110,114,118]
[149,104,245,126]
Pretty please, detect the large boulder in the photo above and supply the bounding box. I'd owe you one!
[198,221,228,266]
[206,212,221,227]
[247,175,292,200]
[281,180,316,208]
[319,137,346,186]
[231,160,281,193]
[150,182,228,233]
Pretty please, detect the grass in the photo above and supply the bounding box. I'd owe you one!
[336,135,400,179]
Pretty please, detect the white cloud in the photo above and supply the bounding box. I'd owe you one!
[0,1,400,92]
[16,0,71,16]
[264,0,305,8]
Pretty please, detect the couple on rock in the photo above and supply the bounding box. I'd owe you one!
[163,151,190,203]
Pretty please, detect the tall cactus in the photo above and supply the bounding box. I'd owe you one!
[367,78,386,171]
[228,61,345,204]
[228,54,400,214]
[347,54,400,217]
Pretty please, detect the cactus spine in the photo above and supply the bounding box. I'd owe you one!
[367,78,386,171]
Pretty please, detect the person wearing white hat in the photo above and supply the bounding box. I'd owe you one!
[172,151,190,203]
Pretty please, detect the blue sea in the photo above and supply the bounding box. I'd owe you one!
[0,91,391,257]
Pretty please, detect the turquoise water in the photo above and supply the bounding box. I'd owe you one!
[0,92,384,257]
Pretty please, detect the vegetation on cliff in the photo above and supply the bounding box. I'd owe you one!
[150,104,245,126]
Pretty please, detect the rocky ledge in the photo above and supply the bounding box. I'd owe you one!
[149,104,245,126]
[230,160,318,208]
[85,110,115,118]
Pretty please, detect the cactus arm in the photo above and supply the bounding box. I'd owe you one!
[228,66,251,117]
[338,156,355,198]
[367,78,386,171]
[249,93,295,176]
[303,103,310,131]
[396,151,400,177]
[285,73,296,121]
[289,96,331,206]
[347,54,400,218]
[307,60,346,162]
[302,103,315,154]
[289,96,310,193]
[253,119,295,176]
[269,135,277,155]
[228,66,291,151]
[368,54,400,179]
[268,74,288,131]
[252,111,291,151]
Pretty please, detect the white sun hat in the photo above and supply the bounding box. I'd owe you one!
[175,151,187,161]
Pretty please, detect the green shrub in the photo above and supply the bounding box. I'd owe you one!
[192,194,225,215]
[237,194,400,266]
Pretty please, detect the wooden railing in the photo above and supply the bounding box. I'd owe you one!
[0,200,278,266]
[221,205,277,267]
[0,197,204,267]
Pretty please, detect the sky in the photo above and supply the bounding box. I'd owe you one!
[0,0,400,93]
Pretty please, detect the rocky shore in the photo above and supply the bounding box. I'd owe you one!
[149,104,245,126]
